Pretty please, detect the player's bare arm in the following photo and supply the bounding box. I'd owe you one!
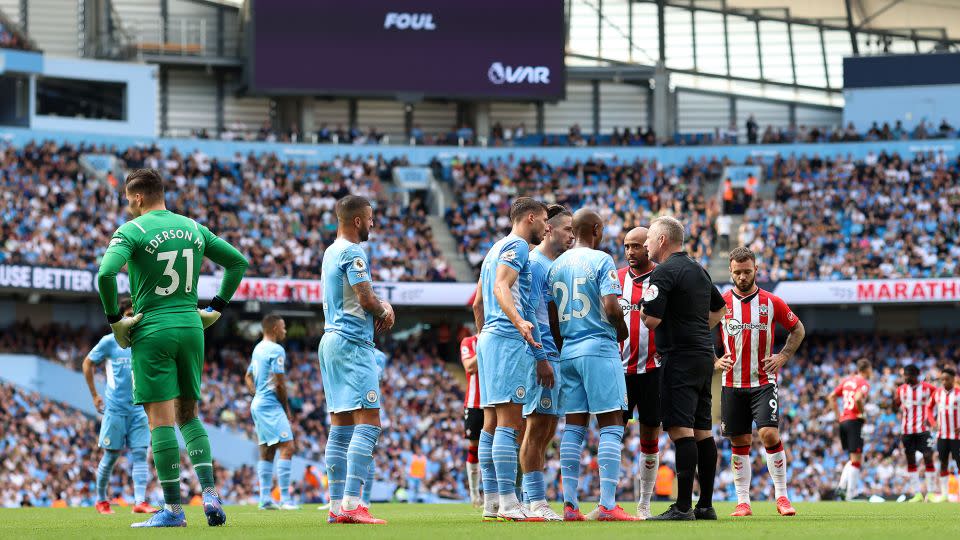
[547,300,562,350]
[472,280,484,332]
[274,371,292,418]
[602,293,629,343]
[81,356,104,413]
[492,264,541,349]
[462,353,478,375]
[763,320,806,373]
[352,281,395,332]
[244,371,255,394]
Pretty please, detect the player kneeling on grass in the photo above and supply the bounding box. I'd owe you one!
[246,313,300,511]
[97,168,249,528]
[82,297,158,516]
[548,210,637,522]
[718,247,804,517]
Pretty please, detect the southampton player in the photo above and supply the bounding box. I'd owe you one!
[548,209,636,522]
[719,247,804,517]
[616,226,662,519]
[928,365,960,503]
[475,197,552,522]
[246,314,299,511]
[97,169,248,528]
[832,358,873,501]
[520,203,573,521]
[893,364,937,502]
[318,195,395,525]
[460,329,482,507]
[82,297,158,515]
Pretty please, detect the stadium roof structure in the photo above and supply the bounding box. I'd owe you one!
[565,0,960,106]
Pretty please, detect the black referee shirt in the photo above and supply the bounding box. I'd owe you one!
[640,251,725,357]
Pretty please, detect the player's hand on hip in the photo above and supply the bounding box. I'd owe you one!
[110,312,142,348]
[198,307,221,329]
[376,300,395,333]
[714,352,734,371]
[536,359,555,389]
[93,395,105,413]
[762,353,788,373]
[518,320,541,349]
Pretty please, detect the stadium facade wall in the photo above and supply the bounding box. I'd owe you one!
[0,126,951,166]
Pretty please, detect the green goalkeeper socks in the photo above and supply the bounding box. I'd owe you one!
[180,418,216,491]
[151,426,182,506]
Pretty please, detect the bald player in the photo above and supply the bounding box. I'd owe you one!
[549,210,636,521]
[617,227,662,519]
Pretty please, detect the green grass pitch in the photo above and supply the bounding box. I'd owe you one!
[2,502,960,539]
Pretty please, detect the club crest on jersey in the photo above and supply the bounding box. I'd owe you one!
[281,431,289,439]
[515,386,526,399]
[365,390,379,403]
[353,257,366,271]
[759,304,768,316]
[102,436,111,446]
[277,357,284,368]
[643,284,659,302]
[540,397,552,409]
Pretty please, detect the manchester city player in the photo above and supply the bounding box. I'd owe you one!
[82,297,158,515]
[475,197,553,522]
[521,204,573,521]
[246,313,299,511]
[318,195,395,525]
[548,209,635,521]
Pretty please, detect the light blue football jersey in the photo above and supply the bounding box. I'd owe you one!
[321,237,374,346]
[548,247,623,360]
[248,340,286,407]
[528,248,558,359]
[479,234,533,339]
[87,334,137,415]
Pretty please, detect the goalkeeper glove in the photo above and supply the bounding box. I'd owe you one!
[198,296,228,330]
[107,313,142,348]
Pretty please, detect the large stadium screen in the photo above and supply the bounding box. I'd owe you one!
[248,0,566,100]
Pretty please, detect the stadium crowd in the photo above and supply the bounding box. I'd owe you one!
[0,140,455,281]
[4,318,960,506]
[444,156,719,272]
[741,150,960,281]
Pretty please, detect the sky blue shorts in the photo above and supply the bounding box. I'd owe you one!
[476,331,534,408]
[559,354,628,415]
[319,332,381,413]
[98,408,149,450]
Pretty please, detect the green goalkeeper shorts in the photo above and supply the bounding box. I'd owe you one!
[131,327,205,404]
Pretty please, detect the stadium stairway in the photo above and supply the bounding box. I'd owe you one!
[427,215,476,281]
[0,353,321,478]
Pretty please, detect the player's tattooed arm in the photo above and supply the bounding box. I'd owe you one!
[244,370,255,394]
[352,281,395,331]
[547,301,562,350]
[780,320,805,359]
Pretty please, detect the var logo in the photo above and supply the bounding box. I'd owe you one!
[384,12,436,30]
[488,62,551,85]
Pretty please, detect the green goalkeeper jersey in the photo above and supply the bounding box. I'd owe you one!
[97,209,248,338]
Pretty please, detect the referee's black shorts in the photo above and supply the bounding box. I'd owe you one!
[660,355,713,431]
[463,408,483,440]
[839,419,865,453]
[623,369,662,426]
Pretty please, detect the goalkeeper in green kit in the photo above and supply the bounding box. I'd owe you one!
[97,169,249,528]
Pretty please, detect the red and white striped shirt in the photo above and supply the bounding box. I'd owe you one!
[897,382,935,434]
[721,288,800,388]
[617,266,659,375]
[931,386,960,440]
[460,335,481,409]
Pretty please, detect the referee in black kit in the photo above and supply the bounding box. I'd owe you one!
[639,216,727,521]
